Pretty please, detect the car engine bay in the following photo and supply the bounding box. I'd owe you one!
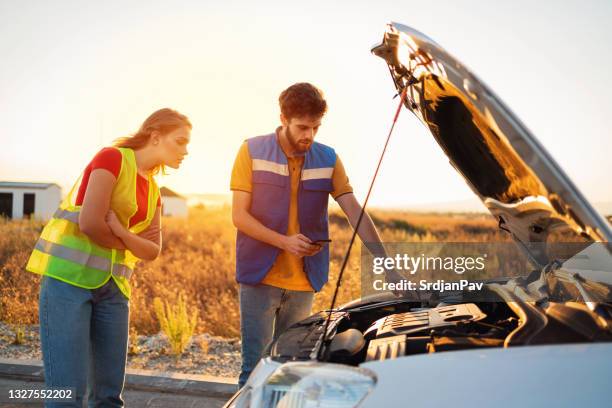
[269,284,612,366]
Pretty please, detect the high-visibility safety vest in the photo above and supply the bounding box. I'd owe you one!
[236,133,336,292]
[26,147,160,299]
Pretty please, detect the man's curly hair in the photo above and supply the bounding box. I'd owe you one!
[279,82,327,120]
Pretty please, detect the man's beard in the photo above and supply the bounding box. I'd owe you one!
[286,126,311,153]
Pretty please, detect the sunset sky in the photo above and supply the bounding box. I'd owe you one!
[1,0,610,210]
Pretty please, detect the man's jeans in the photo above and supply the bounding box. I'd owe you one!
[39,275,129,408]
[238,283,314,388]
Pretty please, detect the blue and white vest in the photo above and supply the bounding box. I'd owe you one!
[236,133,336,291]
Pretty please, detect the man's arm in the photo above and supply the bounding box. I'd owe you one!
[232,190,319,258]
[336,192,406,296]
[330,155,386,255]
[336,193,386,257]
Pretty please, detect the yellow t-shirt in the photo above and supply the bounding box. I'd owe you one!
[230,136,353,291]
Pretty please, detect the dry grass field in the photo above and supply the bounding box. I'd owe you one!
[0,206,511,340]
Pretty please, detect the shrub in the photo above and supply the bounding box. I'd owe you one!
[12,324,25,345]
[153,292,199,355]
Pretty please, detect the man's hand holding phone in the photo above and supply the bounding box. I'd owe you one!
[282,235,332,257]
[283,234,322,257]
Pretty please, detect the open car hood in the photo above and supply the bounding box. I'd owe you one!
[372,23,611,267]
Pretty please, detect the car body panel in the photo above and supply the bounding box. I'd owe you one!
[359,343,612,407]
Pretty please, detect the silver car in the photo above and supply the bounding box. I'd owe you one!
[224,23,612,408]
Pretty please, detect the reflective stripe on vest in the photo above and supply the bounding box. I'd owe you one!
[34,237,133,280]
[301,167,334,181]
[54,208,80,224]
[252,158,289,176]
[52,208,134,279]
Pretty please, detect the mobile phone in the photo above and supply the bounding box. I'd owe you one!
[312,239,332,245]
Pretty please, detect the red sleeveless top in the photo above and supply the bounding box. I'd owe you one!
[75,147,161,228]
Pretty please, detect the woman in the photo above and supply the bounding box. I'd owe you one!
[26,108,191,407]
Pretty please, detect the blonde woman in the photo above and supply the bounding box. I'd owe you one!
[26,108,191,407]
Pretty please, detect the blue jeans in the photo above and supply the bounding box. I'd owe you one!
[39,275,129,408]
[238,283,314,388]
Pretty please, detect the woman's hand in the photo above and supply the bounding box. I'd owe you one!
[106,210,127,239]
[115,207,162,261]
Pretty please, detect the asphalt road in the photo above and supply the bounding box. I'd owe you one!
[0,377,229,408]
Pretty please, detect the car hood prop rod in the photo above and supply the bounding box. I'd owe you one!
[317,86,408,361]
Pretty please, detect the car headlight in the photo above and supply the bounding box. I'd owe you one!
[225,386,252,408]
[230,361,376,408]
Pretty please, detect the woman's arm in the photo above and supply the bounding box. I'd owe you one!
[78,169,126,249]
[137,208,162,245]
[106,207,161,261]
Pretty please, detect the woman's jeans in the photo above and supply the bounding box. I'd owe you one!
[39,275,129,408]
[238,283,314,388]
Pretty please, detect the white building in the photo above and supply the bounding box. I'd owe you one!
[160,187,188,218]
[0,182,62,221]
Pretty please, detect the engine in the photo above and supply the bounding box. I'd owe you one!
[362,303,514,361]
[324,302,519,364]
[270,293,609,365]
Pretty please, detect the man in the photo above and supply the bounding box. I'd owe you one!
[231,82,387,388]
